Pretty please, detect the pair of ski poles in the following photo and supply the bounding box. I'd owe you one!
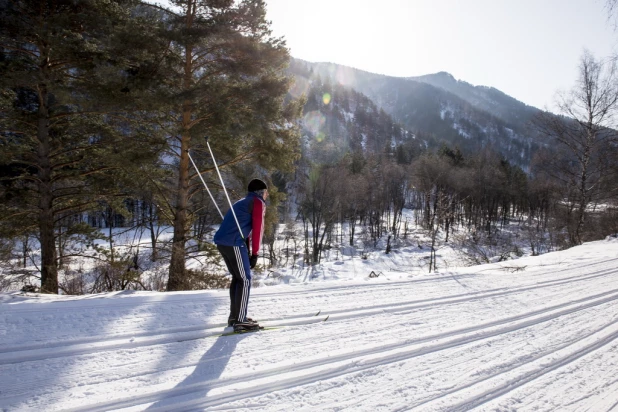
[186,138,245,241]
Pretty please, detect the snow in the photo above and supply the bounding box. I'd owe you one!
[2,238,618,411]
[440,103,453,121]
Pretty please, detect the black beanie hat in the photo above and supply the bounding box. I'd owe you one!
[248,179,268,193]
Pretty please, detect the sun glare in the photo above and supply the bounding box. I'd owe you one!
[266,0,615,109]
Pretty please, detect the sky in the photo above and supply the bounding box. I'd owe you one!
[265,0,618,110]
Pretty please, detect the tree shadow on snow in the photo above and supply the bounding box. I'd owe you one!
[145,333,246,411]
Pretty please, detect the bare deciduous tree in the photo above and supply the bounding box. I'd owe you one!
[606,0,618,29]
[535,51,618,244]
[298,165,341,264]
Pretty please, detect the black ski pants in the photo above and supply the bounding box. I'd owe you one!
[217,244,252,324]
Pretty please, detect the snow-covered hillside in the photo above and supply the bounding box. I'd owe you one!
[1,238,618,411]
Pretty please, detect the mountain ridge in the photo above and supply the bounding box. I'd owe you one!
[289,58,546,168]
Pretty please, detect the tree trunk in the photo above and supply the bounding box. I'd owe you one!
[168,128,191,291]
[148,203,159,262]
[168,18,194,290]
[349,216,356,246]
[303,218,310,265]
[108,211,114,263]
[37,83,58,294]
[575,133,592,244]
[22,236,29,268]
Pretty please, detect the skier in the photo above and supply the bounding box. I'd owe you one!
[213,179,268,332]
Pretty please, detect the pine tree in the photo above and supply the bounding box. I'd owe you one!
[0,0,166,293]
[156,0,302,291]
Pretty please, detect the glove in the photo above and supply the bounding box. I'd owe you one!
[249,254,258,269]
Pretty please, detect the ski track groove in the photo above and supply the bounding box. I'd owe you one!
[5,256,617,315]
[445,325,618,412]
[60,288,618,412]
[408,320,618,410]
[1,266,616,365]
[567,373,618,412]
[2,265,616,360]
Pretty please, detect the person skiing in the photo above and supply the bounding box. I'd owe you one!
[213,178,268,332]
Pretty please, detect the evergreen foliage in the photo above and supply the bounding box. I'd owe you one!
[1,11,617,294]
[149,0,302,290]
[0,0,166,293]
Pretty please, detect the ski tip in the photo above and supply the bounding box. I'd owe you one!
[315,310,321,316]
[323,315,329,321]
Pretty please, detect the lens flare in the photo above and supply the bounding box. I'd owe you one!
[322,93,332,105]
[316,132,326,142]
[289,77,310,99]
[303,110,325,135]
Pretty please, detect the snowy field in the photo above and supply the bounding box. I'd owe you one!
[1,237,618,411]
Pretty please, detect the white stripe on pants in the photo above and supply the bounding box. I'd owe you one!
[233,246,251,322]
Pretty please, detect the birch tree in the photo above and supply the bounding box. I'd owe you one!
[535,51,618,244]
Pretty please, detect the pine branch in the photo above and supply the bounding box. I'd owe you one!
[52,194,129,217]
[186,113,213,129]
[144,174,176,216]
[0,210,35,221]
[0,43,39,58]
[48,58,93,70]
[139,1,181,17]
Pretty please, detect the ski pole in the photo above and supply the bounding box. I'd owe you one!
[205,138,245,240]
[186,149,224,219]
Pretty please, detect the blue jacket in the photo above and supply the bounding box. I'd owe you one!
[213,192,266,255]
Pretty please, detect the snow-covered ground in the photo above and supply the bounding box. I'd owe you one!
[1,237,618,411]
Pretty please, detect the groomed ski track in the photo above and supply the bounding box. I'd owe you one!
[1,243,618,411]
